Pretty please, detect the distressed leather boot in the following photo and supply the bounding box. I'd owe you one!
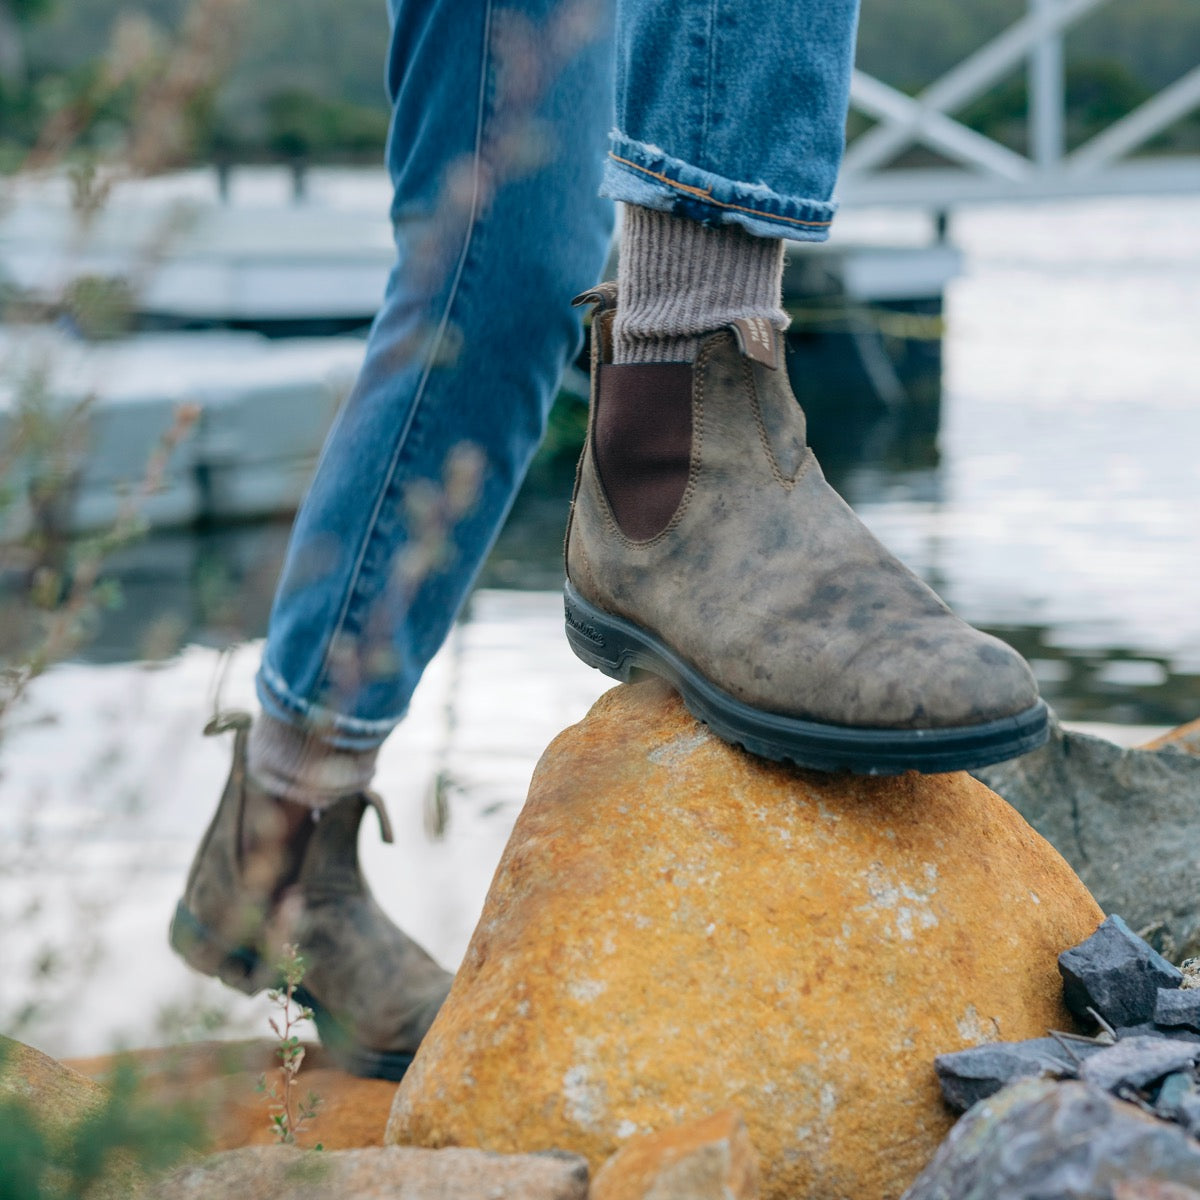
[169,712,451,1079]
[564,284,1048,774]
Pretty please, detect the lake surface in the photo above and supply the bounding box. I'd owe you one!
[2,192,1199,1057]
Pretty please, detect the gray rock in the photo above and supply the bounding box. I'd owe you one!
[1156,1072,1196,1119]
[974,720,1200,959]
[1159,990,1200,1032]
[1179,1094,1200,1136]
[1117,1024,1200,1045]
[1080,1037,1199,1094]
[934,1037,1102,1113]
[1059,914,1183,1028]
[148,1146,590,1200]
[902,1079,1200,1200]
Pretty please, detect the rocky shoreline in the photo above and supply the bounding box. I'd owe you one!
[5,683,1200,1199]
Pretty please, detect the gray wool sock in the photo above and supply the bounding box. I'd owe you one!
[612,204,788,364]
[247,711,380,808]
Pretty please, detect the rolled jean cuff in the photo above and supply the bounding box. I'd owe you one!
[256,656,399,753]
[600,132,837,242]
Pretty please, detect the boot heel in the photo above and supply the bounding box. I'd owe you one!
[564,584,644,683]
[169,901,271,996]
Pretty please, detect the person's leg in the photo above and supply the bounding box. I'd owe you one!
[564,0,1048,773]
[172,0,616,1077]
[255,0,615,783]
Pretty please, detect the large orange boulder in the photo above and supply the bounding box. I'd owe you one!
[386,682,1104,1199]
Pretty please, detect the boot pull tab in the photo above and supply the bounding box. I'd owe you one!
[203,710,252,736]
[571,280,618,312]
[730,317,782,370]
[363,790,395,844]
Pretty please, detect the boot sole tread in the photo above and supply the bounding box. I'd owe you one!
[564,580,1049,775]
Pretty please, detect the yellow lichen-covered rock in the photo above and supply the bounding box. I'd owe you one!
[1144,716,1200,755]
[386,682,1104,1200]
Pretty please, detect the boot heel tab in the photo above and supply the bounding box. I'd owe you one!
[730,317,783,370]
[204,710,252,736]
[572,280,618,312]
[363,791,395,844]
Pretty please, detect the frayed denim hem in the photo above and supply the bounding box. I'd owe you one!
[601,133,837,242]
[255,657,400,751]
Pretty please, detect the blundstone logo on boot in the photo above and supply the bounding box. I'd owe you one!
[565,606,606,647]
[731,317,781,369]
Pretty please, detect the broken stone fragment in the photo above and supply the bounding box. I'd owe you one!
[1158,990,1200,1032]
[901,1079,1200,1200]
[1059,914,1183,1028]
[934,1037,1103,1113]
[1079,1037,1199,1094]
[589,1110,759,1200]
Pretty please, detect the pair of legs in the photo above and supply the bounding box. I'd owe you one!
[172,0,1045,1076]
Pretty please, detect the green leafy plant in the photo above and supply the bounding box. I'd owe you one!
[257,943,322,1148]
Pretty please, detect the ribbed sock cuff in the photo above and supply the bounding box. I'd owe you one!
[247,711,380,808]
[612,204,788,364]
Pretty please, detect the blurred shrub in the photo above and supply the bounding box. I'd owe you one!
[261,87,389,162]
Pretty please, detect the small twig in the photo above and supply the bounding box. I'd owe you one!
[1049,1028,1111,1046]
[1048,1030,1086,1069]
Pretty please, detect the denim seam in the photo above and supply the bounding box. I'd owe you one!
[608,152,834,229]
[701,0,716,162]
[304,0,497,722]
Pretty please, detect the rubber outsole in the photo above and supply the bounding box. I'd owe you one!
[168,901,416,1082]
[564,580,1049,775]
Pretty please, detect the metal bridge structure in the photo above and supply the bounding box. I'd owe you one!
[838,0,1200,208]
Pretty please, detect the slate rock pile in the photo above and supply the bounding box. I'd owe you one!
[936,915,1200,1132]
[903,1079,1200,1200]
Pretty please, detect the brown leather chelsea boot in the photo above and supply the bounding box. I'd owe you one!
[169,712,451,1079]
[563,283,1048,774]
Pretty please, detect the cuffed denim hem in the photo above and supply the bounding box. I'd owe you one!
[255,657,400,752]
[601,132,837,242]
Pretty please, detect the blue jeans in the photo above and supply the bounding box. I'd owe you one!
[256,0,861,749]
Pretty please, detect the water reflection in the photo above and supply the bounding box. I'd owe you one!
[66,344,1200,728]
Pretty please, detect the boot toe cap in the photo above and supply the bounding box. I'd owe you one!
[905,628,1041,729]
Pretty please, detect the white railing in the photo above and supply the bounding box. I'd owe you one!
[839,0,1200,207]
